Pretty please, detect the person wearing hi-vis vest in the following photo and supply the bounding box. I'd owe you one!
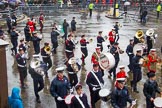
[89,1,94,17]
[156,3,161,19]
[86,63,104,108]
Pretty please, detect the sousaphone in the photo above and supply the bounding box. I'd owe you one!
[146,28,154,37]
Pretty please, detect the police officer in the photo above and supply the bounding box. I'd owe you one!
[97,31,105,52]
[24,24,31,42]
[86,63,104,108]
[71,17,76,33]
[41,42,52,78]
[6,15,12,33]
[111,78,136,108]
[32,31,42,54]
[126,39,134,72]
[51,27,60,54]
[29,55,47,103]
[15,48,27,88]
[131,49,142,93]
[109,42,120,78]
[143,72,162,108]
[71,84,90,108]
[80,35,89,65]
[10,27,19,55]
[65,34,75,60]
[62,19,69,40]
[67,57,81,89]
[50,67,71,108]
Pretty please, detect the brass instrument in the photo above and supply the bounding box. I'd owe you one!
[88,37,93,43]
[68,57,80,72]
[146,28,154,37]
[44,46,51,55]
[117,47,124,54]
[135,30,144,43]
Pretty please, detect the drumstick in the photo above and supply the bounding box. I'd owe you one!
[130,99,137,108]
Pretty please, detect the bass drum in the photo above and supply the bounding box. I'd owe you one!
[99,53,115,70]
[154,97,162,108]
[133,43,147,55]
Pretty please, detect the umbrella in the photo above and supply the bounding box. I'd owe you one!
[124,1,131,6]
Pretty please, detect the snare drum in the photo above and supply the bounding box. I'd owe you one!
[154,97,162,108]
[99,89,111,102]
[65,94,74,105]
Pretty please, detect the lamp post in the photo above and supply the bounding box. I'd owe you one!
[113,0,117,18]
[0,39,9,108]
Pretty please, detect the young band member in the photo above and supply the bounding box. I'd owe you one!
[39,13,44,33]
[126,39,134,72]
[65,34,75,60]
[41,42,52,78]
[147,49,158,73]
[32,31,42,54]
[131,49,143,93]
[111,78,136,108]
[66,57,81,89]
[143,72,162,108]
[15,48,28,89]
[24,24,31,42]
[86,63,104,108]
[97,31,105,52]
[80,35,89,65]
[71,84,90,108]
[50,67,71,108]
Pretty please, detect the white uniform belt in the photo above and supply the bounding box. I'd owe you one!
[42,56,48,58]
[68,72,75,74]
[17,64,26,67]
[65,50,72,52]
[97,43,102,45]
[81,46,87,48]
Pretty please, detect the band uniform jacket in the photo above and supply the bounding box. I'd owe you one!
[16,54,26,68]
[97,36,104,46]
[71,93,90,108]
[50,75,71,98]
[65,39,75,52]
[132,55,142,71]
[111,86,133,108]
[143,79,161,100]
[147,54,157,72]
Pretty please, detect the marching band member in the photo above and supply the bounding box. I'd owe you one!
[19,38,27,53]
[50,67,71,108]
[143,72,162,108]
[130,49,143,93]
[114,22,119,42]
[27,18,35,33]
[65,34,75,60]
[51,27,60,54]
[24,24,31,42]
[15,48,28,89]
[41,42,52,78]
[29,55,47,103]
[111,77,136,108]
[80,35,89,65]
[97,31,105,52]
[6,15,12,33]
[108,28,116,47]
[86,63,104,108]
[71,84,90,108]
[146,35,153,55]
[109,42,120,78]
[11,13,17,27]
[67,57,81,89]
[147,49,158,73]
[91,47,104,76]
[39,13,44,33]
[126,39,134,72]
[32,31,42,54]
[10,27,19,55]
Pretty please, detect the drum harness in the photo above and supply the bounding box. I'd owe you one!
[75,95,85,108]
[90,71,102,89]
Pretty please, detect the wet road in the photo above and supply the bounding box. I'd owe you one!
[6,10,162,108]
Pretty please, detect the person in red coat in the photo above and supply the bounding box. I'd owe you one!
[108,28,116,47]
[147,49,158,73]
[26,18,35,33]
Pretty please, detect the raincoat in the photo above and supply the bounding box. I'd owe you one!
[8,87,24,108]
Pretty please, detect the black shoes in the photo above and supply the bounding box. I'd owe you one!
[36,98,41,103]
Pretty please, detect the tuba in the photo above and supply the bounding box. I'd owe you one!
[146,28,154,37]
[135,30,145,43]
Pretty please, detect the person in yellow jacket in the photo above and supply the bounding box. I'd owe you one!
[157,3,161,19]
[89,2,94,17]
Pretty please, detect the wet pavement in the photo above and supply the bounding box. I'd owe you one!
[6,10,162,108]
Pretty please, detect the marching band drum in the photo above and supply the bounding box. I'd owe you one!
[154,97,162,108]
[99,88,111,102]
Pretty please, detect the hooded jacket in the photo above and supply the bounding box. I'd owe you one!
[8,87,24,108]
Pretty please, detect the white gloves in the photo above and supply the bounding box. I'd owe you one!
[57,97,63,101]
[70,89,73,94]
[128,52,132,55]
[132,100,136,105]
[92,87,97,91]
